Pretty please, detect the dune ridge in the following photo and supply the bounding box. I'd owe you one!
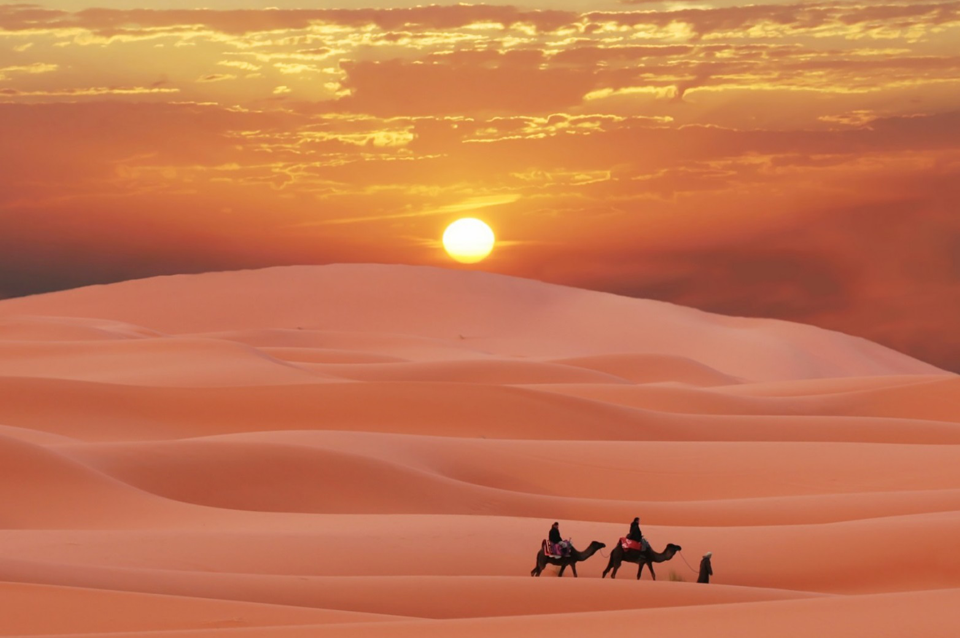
[0,264,956,637]
[0,265,945,381]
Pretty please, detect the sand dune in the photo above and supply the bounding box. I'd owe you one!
[0,316,163,342]
[0,265,956,637]
[297,359,633,384]
[2,376,959,445]
[56,589,950,638]
[0,581,395,636]
[0,338,339,387]
[527,375,960,423]
[60,435,960,508]
[0,265,945,381]
[0,568,823,621]
[0,433,229,529]
[548,353,744,386]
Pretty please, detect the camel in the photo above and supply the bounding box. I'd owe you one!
[531,540,606,577]
[601,542,682,580]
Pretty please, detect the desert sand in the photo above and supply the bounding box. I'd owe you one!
[0,264,957,637]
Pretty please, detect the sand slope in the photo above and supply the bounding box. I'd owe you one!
[0,264,956,637]
[0,264,946,381]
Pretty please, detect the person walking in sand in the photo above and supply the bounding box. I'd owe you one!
[698,552,713,583]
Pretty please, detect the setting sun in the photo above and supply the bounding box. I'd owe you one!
[442,218,496,264]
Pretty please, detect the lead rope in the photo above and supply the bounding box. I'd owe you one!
[677,550,700,574]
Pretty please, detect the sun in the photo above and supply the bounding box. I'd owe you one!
[442,218,496,264]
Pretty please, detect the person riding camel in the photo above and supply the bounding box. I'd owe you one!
[548,522,570,557]
[627,517,642,542]
[626,516,648,551]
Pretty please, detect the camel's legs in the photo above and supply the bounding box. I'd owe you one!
[611,564,619,579]
[648,563,657,581]
[558,564,567,577]
[637,562,645,580]
[571,563,578,578]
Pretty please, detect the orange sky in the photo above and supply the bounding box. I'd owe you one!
[1,1,959,370]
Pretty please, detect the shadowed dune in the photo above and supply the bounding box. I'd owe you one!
[528,375,960,423]
[0,316,163,342]
[548,353,744,386]
[0,338,340,387]
[1,377,959,444]
[0,265,956,637]
[45,589,952,638]
[295,359,634,384]
[0,581,396,636]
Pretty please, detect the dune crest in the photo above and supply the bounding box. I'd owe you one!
[0,264,945,381]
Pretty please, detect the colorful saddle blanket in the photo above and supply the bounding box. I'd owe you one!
[620,537,645,552]
[542,539,568,558]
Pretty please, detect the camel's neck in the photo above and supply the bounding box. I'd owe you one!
[651,546,679,563]
[575,545,600,560]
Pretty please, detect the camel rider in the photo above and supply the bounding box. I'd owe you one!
[549,522,569,556]
[627,517,648,550]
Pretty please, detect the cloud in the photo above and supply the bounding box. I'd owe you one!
[301,193,522,226]
[588,2,960,38]
[334,57,597,116]
[0,62,58,81]
[218,60,260,71]
[3,3,952,41]
[0,85,179,96]
[0,5,579,36]
[197,73,234,82]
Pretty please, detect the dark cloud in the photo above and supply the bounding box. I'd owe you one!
[535,181,960,372]
[608,249,857,320]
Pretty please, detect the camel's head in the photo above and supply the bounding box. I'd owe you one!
[589,541,606,549]
[667,543,682,552]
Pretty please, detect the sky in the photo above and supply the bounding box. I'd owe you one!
[1,1,959,371]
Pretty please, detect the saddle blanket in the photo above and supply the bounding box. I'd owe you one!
[542,540,567,558]
[620,537,645,552]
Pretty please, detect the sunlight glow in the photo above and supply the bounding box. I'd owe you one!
[442,218,496,264]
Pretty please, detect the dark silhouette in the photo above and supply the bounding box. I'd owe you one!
[698,552,713,583]
[531,540,606,577]
[601,542,682,580]
[627,517,642,543]
[549,522,562,545]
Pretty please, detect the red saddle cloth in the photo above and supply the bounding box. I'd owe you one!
[542,540,563,558]
[620,537,644,552]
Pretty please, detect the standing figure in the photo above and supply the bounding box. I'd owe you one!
[698,552,713,583]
